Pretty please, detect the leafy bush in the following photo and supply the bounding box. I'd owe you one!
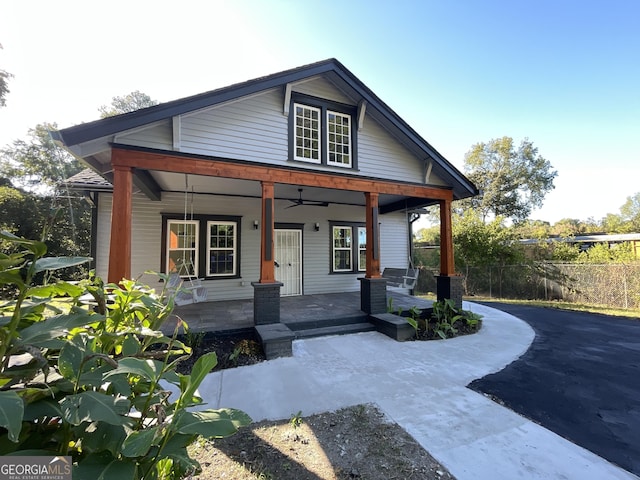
[403,299,482,340]
[0,231,250,479]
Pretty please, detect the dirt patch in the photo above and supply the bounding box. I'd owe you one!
[176,329,265,375]
[188,404,455,480]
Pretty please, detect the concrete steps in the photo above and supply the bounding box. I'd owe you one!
[285,315,375,339]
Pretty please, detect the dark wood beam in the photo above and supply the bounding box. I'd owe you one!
[108,165,132,283]
[379,197,438,215]
[365,192,381,278]
[111,147,454,201]
[133,168,162,201]
[439,198,455,276]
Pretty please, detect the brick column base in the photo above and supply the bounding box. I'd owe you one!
[252,282,283,325]
[436,275,464,310]
[358,277,388,314]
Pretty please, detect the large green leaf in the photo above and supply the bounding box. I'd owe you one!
[18,308,101,348]
[0,390,24,442]
[0,232,47,257]
[75,422,127,457]
[58,339,84,381]
[74,452,137,480]
[159,434,203,477]
[60,391,130,426]
[179,352,217,406]
[121,425,160,457]
[27,282,85,299]
[0,270,26,289]
[173,408,251,438]
[32,256,92,273]
[104,357,165,383]
[22,398,62,421]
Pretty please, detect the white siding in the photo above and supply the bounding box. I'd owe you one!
[107,80,444,186]
[291,77,354,104]
[115,121,173,150]
[180,90,288,163]
[95,193,410,299]
[358,120,425,183]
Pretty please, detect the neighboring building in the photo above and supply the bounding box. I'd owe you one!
[520,233,640,258]
[53,59,477,326]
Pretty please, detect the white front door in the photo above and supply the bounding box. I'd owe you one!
[275,229,302,296]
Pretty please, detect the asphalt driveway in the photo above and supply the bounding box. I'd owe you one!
[468,303,640,476]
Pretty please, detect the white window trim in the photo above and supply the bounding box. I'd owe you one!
[332,226,353,272]
[293,103,321,164]
[327,110,352,168]
[206,220,237,277]
[166,219,199,278]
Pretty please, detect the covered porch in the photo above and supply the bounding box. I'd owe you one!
[109,146,462,326]
[167,290,433,335]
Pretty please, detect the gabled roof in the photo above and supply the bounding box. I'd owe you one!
[53,58,477,200]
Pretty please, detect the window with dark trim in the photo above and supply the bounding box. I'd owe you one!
[330,221,366,273]
[161,214,241,279]
[289,93,358,170]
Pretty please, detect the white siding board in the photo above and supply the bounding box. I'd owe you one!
[116,121,173,150]
[180,91,288,163]
[359,119,428,183]
[292,77,355,105]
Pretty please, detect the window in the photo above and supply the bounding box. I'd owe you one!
[207,221,236,276]
[331,223,366,273]
[327,111,351,166]
[289,93,357,169]
[333,226,352,272]
[294,104,321,163]
[166,220,199,277]
[162,215,241,279]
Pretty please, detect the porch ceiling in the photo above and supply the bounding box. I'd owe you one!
[152,171,418,209]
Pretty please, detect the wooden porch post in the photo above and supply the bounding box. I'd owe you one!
[359,192,385,314]
[108,165,132,284]
[364,192,381,278]
[439,198,455,276]
[259,181,276,283]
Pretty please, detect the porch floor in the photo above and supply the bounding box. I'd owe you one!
[167,290,433,334]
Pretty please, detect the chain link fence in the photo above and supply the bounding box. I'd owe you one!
[415,263,640,309]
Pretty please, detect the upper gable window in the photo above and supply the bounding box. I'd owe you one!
[289,93,357,170]
[294,104,321,163]
[327,111,351,167]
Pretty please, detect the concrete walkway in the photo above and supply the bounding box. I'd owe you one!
[194,303,638,480]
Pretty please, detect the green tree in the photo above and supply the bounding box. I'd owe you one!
[0,43,12,108]
[578,242,636,263]
[99,90,158,118]
[0,185,44,241]
[602,212,626,233]
[620,192,640,231]
[0,122,83,192]
[463,137,557,223]
[453,210,524,269]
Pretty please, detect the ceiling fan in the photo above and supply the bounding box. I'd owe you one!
[286,189,330,208]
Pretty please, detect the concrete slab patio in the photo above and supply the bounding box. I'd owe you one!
[191,302,638,480]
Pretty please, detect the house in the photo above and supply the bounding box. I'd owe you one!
[53,58,477,334]
[520,233,640,258]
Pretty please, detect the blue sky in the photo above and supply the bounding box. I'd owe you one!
[1,0,638,225]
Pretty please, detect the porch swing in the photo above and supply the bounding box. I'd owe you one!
[167,175,208,306]
[381,204,419,289]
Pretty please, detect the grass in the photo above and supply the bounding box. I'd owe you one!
[415,293,640,319]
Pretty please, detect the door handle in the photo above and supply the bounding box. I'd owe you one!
[274,261,280,268]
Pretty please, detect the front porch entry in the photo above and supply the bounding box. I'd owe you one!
[275,229,302,296]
